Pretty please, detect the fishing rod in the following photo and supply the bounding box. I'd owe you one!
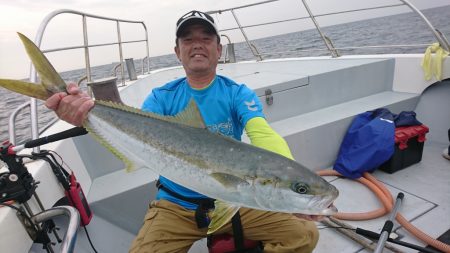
[9,127,88,153]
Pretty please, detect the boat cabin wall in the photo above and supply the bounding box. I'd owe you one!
[251,59,395,123]
[414,78,450,144]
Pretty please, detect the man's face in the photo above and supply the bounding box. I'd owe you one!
[175,24,222,77]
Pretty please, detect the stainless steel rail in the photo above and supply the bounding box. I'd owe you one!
[400,0,449,51]
[301,0,339,57]
[207,0,450,60]
[8,102,31,145]
[141,56,149,75]
[8,9,150,148]
[230,9,263,61]
[257,43,433,58]
[207,1,276,61]
[31,206,80,253]
[218,4,403,32]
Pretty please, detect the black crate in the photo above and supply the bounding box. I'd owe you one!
[379,125,429,174]
[379,136,425,173]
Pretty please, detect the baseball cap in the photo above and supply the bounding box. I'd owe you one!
[176,10,219,38]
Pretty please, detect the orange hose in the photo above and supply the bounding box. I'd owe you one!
[364,172,450,253]
[318,170,450,253]
[320,170,387,220]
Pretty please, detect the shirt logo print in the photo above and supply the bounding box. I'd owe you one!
[207,118,234,136]
[244,100,258,111]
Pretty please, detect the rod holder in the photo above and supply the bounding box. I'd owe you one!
[125,58,137,81]
[87,77,123,104]
[227,43,236,63]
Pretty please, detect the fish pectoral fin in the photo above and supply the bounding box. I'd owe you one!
[207,201,240,235]
[17,33,66,94]
[0,79,49,100]
[210,172,249,189]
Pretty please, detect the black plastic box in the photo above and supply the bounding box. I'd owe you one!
[379,125,429,174]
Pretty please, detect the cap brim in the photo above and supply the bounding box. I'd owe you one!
[176,17,218,37]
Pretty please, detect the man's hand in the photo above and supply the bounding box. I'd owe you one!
[45,82,94,127]
[293,213,326,222]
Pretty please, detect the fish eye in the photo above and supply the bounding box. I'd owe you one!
[291,182,310,194]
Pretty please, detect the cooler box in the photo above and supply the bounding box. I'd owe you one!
[379,125,429,173]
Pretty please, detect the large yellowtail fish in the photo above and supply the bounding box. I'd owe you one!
[0,33,338,233]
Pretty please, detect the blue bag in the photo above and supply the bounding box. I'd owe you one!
[333,108,395,178]
[394,111,422,127]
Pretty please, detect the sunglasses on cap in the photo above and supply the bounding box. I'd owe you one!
[176,10,219,38]
[176,10,215,27]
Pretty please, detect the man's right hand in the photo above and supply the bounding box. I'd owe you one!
[45,82,94,127]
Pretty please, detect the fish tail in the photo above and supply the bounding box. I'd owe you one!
[0,33,67,100]
[0,79,49,100]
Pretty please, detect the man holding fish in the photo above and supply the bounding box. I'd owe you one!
[45,10,336,253]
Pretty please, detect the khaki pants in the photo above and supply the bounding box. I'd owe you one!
[129,200,319,253]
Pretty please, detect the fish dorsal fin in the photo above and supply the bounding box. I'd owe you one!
[173,99,206,128]
[94,99,206,129]
[208,201,240,235]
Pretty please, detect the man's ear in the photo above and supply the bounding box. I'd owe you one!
[217,43,223,59]
[174,46,181,61]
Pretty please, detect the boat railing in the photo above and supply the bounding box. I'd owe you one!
[31,206,81,253]
[111,63,123,77]
[141,56,150,76]
[207,0,450,60]
[8,102,31,145]
[8,9,150,149]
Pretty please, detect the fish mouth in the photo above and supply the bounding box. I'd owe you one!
[319,203,338,216]
[294,202,338,216]
[306,187,339,215]
[307,198,338,215]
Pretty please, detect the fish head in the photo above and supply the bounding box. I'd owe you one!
[253,165,339,216]
[286,177,339,215]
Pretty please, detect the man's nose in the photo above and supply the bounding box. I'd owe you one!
[192,39,203,49]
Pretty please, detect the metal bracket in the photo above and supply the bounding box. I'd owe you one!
[265,89,273,105]
[15,206,39,240]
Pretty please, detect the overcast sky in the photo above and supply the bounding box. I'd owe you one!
[0,0,448,79]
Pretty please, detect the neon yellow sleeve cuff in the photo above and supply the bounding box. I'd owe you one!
[245,117,294,160]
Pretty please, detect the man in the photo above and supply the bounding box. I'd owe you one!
[46,10,322,253]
